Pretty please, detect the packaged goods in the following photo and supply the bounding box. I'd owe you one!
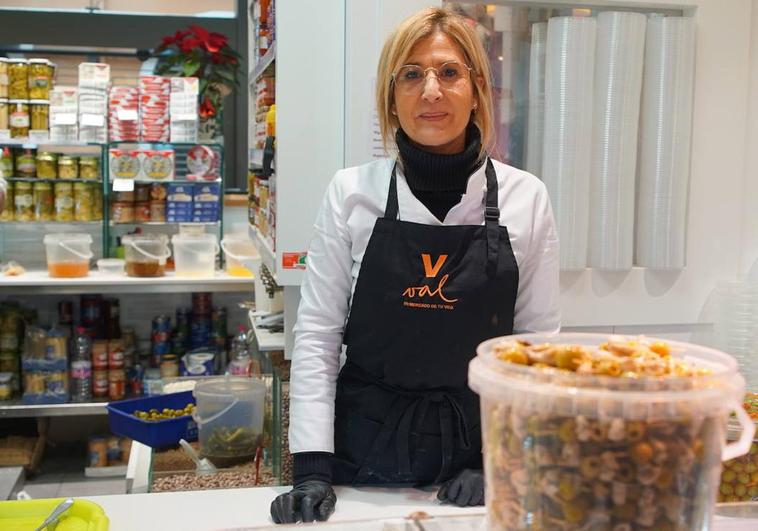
[139,75,170,142]
[32,181,53,221]
[8,59,28,99]
[149,200,166,222]
[93,369,108,398]
[186,146,219,180]
[29,99,49,131]
[140,150,174,180]
[58,155,78,179]
[135,201,150,222]
[49,86,78,142]
[79,156,99,180]
[109,149,140,179]
[169,77,198,143]
[15,148,36,177]
[111,201,134,223]
[0,372,12,400]
[108,369,125,400]
[108,86,139,142]
[28,59,53,100]
[135,183,150,202]
[36,152,58,179]
[9,100,29,138]
[54,182,74,221]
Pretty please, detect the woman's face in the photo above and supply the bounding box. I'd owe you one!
[392,32,477,155]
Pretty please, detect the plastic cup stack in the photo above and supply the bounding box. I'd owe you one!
[525,22,547,178]
[712,281,758,390]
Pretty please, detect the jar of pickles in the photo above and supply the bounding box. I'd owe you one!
[73,182,93,221]
[28,59,52,100]
[79,156,99,180]
[58,156,78,179]
[15,148,36,177]
[91,184,103,220]
[0,99,8,130]
[0,58,8,98]
[8,59,28,100]
[33,181,53,221]
[14,182,33,221]
[54,182,74,222]
[36,152,57,179]
[0,181,13,221]
[0,147,12,178]
[30,100,49,132]
[9,100,29,138]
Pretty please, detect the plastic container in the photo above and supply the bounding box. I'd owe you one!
[106,390,197,448]
[43,233,93,278]
[172,233,219,278]
[0,498,108,531]
[469,333,755,531]
[221,233,259,278]
[97,258,125,275]
[123,233,170,277]
[193,377,266,460]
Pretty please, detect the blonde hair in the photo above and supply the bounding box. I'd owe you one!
[376,7,494,159]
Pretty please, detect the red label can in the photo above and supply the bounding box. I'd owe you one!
[92,340,108,370]
[108,369,126,400]
[93,370,108,398]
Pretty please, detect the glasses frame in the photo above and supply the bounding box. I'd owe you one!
[391,60,474,91]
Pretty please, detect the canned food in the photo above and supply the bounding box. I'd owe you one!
[58,155,78,179]
[88,436,108,467]
[134,183,150,203]
[135,201,150,222]
[36,151,58,179]
[14,181,33,221]
[8,59,27,99]
[29,99,49,131]
[8,100,29,138]
[92,369,108,398]
[74,182,93,221]
[15,148,36,177]
[149,200,166,222]
[79,156,99,180]
[0,98,8,130]
[108,339,124,369]
[111,201,134,223]
[92,340,108,370]
[28,59,52,100]
[160,354,179,378]
[33,181,53,221]
[54,182,74,221]
[108,369,125,400]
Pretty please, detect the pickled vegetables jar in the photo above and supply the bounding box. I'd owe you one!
[73,182,93,221]
[58,156,78,179]
[0,99,8,130]
[9,100,29,138]
[30,100,49,131]
[36,152,58,179]
[91,183,103,220]
[0,58,8,98]
[1,181,13,221]
[28,59,52,100]
[8,59,28,99]
[14,182,33,221]
[54,182,74,222]
[33,181,53,221]
[79,156,100,180]
[15,148,36,177]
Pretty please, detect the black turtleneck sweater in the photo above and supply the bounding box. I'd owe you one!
[292,125,486,486]
[396,123,484,222]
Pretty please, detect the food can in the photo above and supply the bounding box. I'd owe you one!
[149,200,166,222]
[108,339,125,369]
[108,369,125,400]
[159,354,179,378]
[152,315,172,342]
[92,340,108,370]
[93,370,109,397]
[88,436,108,467]
[128,363,144,396]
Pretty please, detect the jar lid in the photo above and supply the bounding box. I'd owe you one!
[0,99,7,104]
[79,156,99,163]
[0,58,8,63]
[8,59,28,64]
[8,99,29,104]
[29,99,50,105]
[37,151,58,158]
[59,155,78,163]
[28,58,51,65]
[42,232,93,245]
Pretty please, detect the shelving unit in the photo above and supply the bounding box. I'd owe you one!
[248,310,284,351]
[0,400,108,418]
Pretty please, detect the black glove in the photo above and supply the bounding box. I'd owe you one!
[437,468,485,507]
[270,479,337,524]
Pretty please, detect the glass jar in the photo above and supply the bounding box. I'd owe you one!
[9,100,29,138]
[15,148,36,177]
[79,156,99,180]
[0,58,8,98]
[28,59,52,100]
[0,147,12,179]
[29,100,49,131]
[33,181,53,221]
[0,99,8,130]
[58,156,78,179]
[54,182,74,222]
[8,59,28,99]
[1,181,13,221]
[36,152,58,179]
[14,182,33,221]
[91,183,103,220]
[73,182,93,221]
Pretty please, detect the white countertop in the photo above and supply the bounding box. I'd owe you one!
[83,486,484,531]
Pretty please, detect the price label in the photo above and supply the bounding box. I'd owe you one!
[117,109,139,121]
[52,113,77,126]
[113,178,135,192]
[80,113,105,127]
[0,130,10,141]
[29,130,50,143]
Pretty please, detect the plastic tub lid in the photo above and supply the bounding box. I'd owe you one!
[194,377,265,398]
[43,233,93,245]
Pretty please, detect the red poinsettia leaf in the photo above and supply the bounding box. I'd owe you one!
[180,37,202,54]
[190,25,211,41]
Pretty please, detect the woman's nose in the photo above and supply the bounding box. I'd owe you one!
[421,73,443,102]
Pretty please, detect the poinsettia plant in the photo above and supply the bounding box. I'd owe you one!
[154,25,241,119]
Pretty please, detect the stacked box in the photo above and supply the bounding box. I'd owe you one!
[169,77,198,143]
[49,86,78,142]
[192,183,220,222]
[167,183,194,223]
[78,63,110,143]
[109,86,139,141]
[139,76,170,142]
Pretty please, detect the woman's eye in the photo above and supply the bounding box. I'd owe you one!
[441,66,460,79]
[402,69,421,80]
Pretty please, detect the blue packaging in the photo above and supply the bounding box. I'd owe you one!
[193,183,220,204]
[167,184,194,202]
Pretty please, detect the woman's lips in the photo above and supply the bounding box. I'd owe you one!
[418,112,448,121]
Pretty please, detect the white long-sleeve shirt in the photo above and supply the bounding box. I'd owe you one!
[289,157,560,453]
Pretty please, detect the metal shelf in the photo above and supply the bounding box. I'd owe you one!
[0,140,104,148]
[248,310,284,351]
[248,41,276,83]
[0,221,101,226]
[109,221,221,227]
[108,141,223,148]
[249,222,276,280]
[0,400,108,418]
[110,179,221,186]
[0,270,254,295]
[7,178,103,184]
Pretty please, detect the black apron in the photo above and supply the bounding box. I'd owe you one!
[333,158,519,486]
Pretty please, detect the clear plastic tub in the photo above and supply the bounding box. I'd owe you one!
[43,233,93,278]
[123,233,170,277]
[172,233,218,278]
[193,377,266,462]
[469,333,754,531]
[97,258,125,275]
[221,233,259,278]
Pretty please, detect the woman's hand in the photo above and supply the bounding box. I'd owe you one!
[270,479,337,524]
[437,468,485,507]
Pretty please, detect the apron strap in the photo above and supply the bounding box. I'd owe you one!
[384,162,399,220]
[484,158,500,278]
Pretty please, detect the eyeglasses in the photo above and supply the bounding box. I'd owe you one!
[391,61,473,93]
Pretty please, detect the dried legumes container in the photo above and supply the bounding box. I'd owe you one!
[469,333,755,531]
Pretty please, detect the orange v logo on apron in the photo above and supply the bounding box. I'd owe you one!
[421,253,448,278]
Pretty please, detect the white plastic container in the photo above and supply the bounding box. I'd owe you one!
[171,233,219,278]
[97,258,125,275]
[123,233,170,277]
[43,233,94,278]
[221,233,259,278]
[469,333,755,531]
[193,377,266,460]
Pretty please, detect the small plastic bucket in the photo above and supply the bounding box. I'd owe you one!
[123,233,171,277]
[469,333,754,531]
[221,234,259,278]
[172,233,219,278]
[43,233,94,278]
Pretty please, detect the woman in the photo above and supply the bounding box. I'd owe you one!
[270,7,559,524]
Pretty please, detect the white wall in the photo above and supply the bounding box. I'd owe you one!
[740,0,758,278]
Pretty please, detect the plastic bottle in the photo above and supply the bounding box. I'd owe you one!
[70,327,93,402]
[228,326,251,376]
